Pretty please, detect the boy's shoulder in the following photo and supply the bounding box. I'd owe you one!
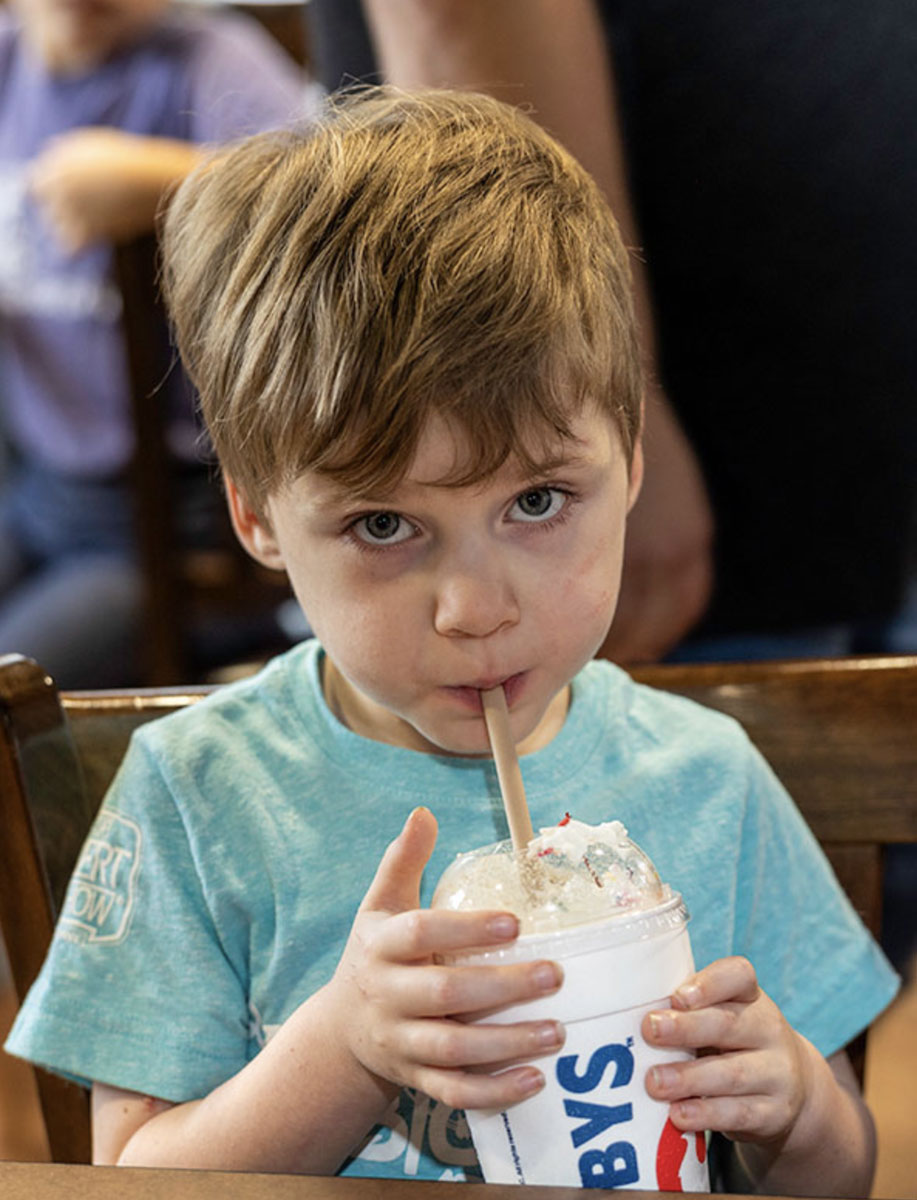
[556,658,765,813]
[135,638,321,761]
[578,656,752,754]
[142,8,310,138]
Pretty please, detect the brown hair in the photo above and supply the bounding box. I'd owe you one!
[161,87,642,512]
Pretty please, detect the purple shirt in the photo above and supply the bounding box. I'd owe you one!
[0,7,308,475]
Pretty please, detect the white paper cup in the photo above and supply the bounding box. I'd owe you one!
[454,892,710,1191]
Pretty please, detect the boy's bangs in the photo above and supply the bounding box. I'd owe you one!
[301,373,593,497]
[163,89,643,511]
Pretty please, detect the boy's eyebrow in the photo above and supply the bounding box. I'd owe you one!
[305,432,601,509]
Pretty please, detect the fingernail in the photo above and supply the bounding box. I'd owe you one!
[533,1021,565,1049]
[532,962,563,991]
[518,1069,545,1097]
[650,1065,677,1091]
[675,982,702,1008]
[649,1012,675,1039]
[487,914,518,940]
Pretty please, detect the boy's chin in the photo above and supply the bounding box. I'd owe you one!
[412,708,546,760]
[410,721,495,759]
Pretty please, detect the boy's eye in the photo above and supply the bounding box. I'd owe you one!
[511,487,566,523]
[354,511,413,544]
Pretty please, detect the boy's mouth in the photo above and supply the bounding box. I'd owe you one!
[442,671,528,712]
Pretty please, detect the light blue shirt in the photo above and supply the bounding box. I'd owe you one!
[7,640,898,1181]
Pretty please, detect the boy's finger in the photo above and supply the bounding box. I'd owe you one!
[643,1000,765,1052]
[413,1063,546,1113]
[671,956,759,1010]
[374,907,520,959]
[402,1016,565,1069]
[665,1091,782,1141]
[646,1048,777,1105]
[385,959,563,1018]
[360,807,438,915]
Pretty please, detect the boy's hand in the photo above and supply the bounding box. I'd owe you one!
[642,956,811,1143]
[328,807,565,1111]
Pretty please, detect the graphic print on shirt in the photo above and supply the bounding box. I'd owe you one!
[0,164,121,320]
[355,1089,482,1182]
[58,808,142,945]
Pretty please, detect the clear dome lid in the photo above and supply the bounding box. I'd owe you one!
[432,816,667,935]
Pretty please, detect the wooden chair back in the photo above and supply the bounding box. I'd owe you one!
[0,655,211,1162]
[115,235,291,686]
[111,2,311,684]
[1,652,914,1162]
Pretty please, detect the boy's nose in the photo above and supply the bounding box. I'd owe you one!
[433,569,521,639]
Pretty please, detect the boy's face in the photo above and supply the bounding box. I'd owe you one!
[14,0,169,73]
[230,406,642,758]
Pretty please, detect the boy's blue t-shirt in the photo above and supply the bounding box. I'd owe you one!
[6,640,898,1181]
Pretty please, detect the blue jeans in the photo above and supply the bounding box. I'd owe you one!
[0,466,143,688]
[0,462,226,688]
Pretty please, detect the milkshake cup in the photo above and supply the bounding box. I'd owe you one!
[432,818,709,1192]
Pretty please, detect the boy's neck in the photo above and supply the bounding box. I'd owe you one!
[321,656,570,758]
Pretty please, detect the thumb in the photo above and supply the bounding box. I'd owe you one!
[360,806,438,916]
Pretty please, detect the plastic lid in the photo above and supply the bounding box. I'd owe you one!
[432,817,667,935]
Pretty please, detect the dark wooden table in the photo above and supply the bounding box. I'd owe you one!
[0,1161,820,1200]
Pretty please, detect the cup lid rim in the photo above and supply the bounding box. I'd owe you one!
[446,889,689,965]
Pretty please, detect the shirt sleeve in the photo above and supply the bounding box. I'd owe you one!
[734,746,900,1059]
[186,13,320,144]
[5,733,253,1102]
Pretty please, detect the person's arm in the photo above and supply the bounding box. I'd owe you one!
[361,0,713,663]
[92,808,564,1172]
[91,984,396,1173]
[28,128,203,253]
[643,957,876,1196]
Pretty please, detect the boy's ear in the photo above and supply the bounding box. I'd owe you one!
[626,438,644,513]
[224,475,286,570]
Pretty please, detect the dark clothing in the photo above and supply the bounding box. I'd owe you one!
[305,0,377,93]
[602,0,917,634]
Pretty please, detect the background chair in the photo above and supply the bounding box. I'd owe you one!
[1,652,915,1163]
[113,0,314,685]
[115,236,294,686]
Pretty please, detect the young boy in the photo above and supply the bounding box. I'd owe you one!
[0,0,312,685]
[7,89,897,1193]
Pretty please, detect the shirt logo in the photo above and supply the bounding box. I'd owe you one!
[58,809,142,945]
[356,1090,479,1181]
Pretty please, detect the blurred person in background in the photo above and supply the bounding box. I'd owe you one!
[0,0,314,686]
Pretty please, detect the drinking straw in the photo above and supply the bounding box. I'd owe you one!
[481,685,534,851]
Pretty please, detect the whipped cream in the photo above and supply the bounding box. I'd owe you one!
[432,815,666,934]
